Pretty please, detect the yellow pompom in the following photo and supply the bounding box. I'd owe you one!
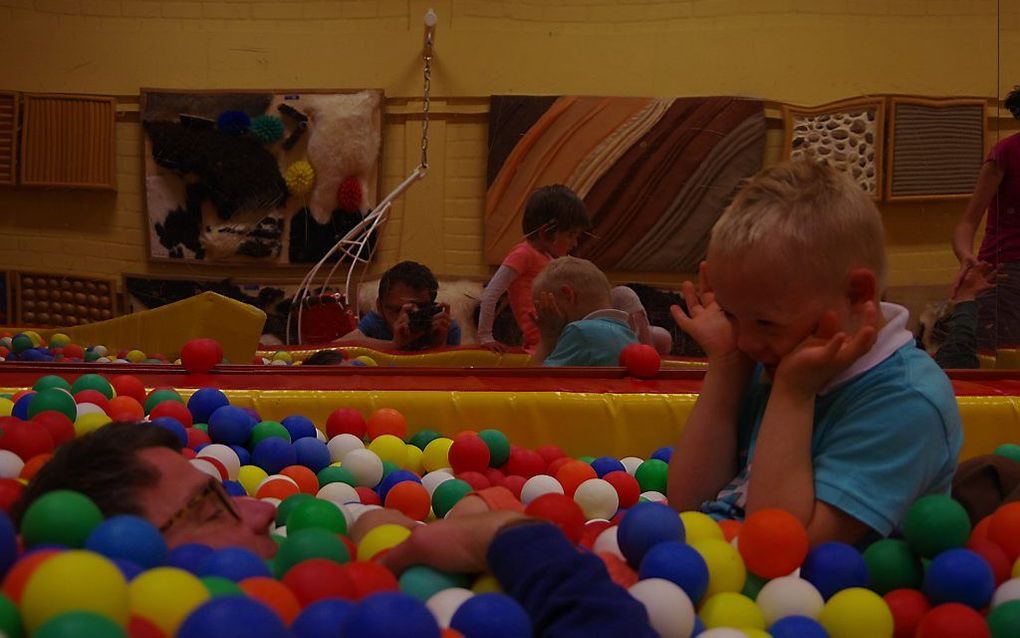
[284,160,316,196]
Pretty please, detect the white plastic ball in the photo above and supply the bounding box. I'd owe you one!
[426,587,475,628]
[421,470,454,496]
[92,345,108,356]
[342,449,384,487]
[756,575,824,624]
[341,503,381,527]
[698,630,749,638]
[328,433,365,463]
[273,525,287,538]
[190,458,224,480]
[257,474,299,491]
[197,444,241,480]
[520,474,564,505]
[74,403,106,418]
[0,450,24,478]
[315,427,326,442]
[620,456,644,475]
[573,478,619,520]
[641,490,667,503]
[114,358,129,363]
[96,357,110,363]
[993,578,1020,608]
[270,359,288,366]
[593,526,624,559]
[317,481,360,507]
[260,497,282,509]
[628,577,696,638]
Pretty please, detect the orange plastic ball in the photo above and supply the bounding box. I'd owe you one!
[555,460,597,498]
[366,408,407,440]
[19,454,52,481]
[107,396,145,421]
[384,481,431,521]
[988,502,1020,561]
[970,515,993,543]
[238,577,301,625]
[2,550,60,604]
[255,477,299,501]
[719,519,743,542]
[280,465,319,495]
[737,508,809,578]
[442,629,465,638]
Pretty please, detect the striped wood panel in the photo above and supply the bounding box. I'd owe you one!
[0,92,16,185]
[20,94,116,189]
[889,100,985,200]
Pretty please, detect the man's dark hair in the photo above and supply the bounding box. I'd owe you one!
[378,261,439,301]
[1007,86,1020,121]
[521,185,591,237]
[303,349,346,365]
[12,422,182,525]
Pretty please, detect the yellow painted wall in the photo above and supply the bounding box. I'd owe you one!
[0,0,1016,308]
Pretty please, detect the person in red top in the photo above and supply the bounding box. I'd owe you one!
[953,85,1020,350]
[478,185,591,352]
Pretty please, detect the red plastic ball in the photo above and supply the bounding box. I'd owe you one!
[603,470,640,509]
[546,457,573,477]
[580,519,613,549]
[282,558,356,606]
[339,561,399,600]
[109,375,147,404]
[180,338,223,374]
[484,468,505,487]
[280,465,319,495]
[536,444,566,465]
[180,448,197,460]
[73,390,110,412]
[502,475,526,499]
[150,400,194,428]
[737,508,809,578]
[0,479,24,513]
[448,434,490,474]
[719,519,742,542]
[193,457,228,481]
[62,344,85,360]
[988,502,1020,561]
[966,537,1012,585]
[525,493,586,544]
[970,515,992,543]
[385,481,431,521]
[129,615,167,638]
[620,343,661,378]
[31,411,75,446]
[366,408,407,440]
[555,460,597,498]
[107,396,145,422]
[503,447,545,478]
[0,419,54,461]
[186,428,211,450]
[915,603,990,638]
[326,408,367,439]
[455,471,490,492]
[885,589,931,638]
[355,486,380,506]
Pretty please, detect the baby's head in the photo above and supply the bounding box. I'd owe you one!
[706,160,886,367]
[533,256,612,322]
[522,185,591,257]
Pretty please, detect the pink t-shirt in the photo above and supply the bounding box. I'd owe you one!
[503,241,552,348]
[978,133,1020,265]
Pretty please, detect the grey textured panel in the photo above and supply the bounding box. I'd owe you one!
[891,103,984,197]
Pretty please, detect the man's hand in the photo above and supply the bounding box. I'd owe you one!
[429,303,452,347]
[950,255,980,298]
[531,291,568,347]
[670,262,744,364]
[392,303,420,349]
[953,261,999,302]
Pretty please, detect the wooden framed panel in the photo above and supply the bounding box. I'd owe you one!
[19,93,117,189]
[0,92,16,186]
[13,271,117,327]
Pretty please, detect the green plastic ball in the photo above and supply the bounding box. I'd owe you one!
[902,495,971,558]
[741,571,768,601]
[34,611,126,638]
[143,389,184,414]
[578,456,596,464]
[201,576,243,598]
[431,478,473,518]
[274,493,314,527]
[994,443,1020,465]
[478,429,510,467]
[32,375,71,393]
[11,334,33,354]
[635,459,668,493]
[27,388,77,422]
[69,374,114,400]
[0,593,23,638]
[83,351,101,363]
[409,429,442,451]
[989,600,1020,638]
[21,490,104,548]
[249,421,291,447]
[863,538,923,594]
[399,565,472,602]
[273,528,349,578]
[286,499,347,535]
[193,423,208,433]
[317,466,357,488]
[381,461,399,481]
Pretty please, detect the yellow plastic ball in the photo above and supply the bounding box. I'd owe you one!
[404,444,424,473]
[357,524,412,561]
[691,538,746,598]
[126,350,147,363]
[238,465,269,496]
[0,398,13,418]
[744,631,772,638]
[353,355,378,367]
[680,511,724,544]
[700,592,765,630]
[21,550,129,631]
[23,331,42,347]
[422,437,454,472]
[1013,556,1020,579]
[49,333,71,348]
[128,567,209,635]
[818,587,894,638]
[272,351,292,363]
[74,412,112,437]
[368,435,407,467]
[472,574,503,594]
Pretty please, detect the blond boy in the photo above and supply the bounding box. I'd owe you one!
[530,257,638,366]
[669,160,962,544]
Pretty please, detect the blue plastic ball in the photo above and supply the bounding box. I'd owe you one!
[188,388,230,423]
[770,615,829,638]
[293,437,331,473]
[450,592,531,638]
[112,557,144,581]
[650,446,674,463]
[923,548,995,609]
[84,515,168,569]
[177,596,288,638]
[638,541,710,604]
[376,470,422,502]
[590,456,626,478]
[252,438,297,475]
[692,616,705,636]
[292,599,354,638]
[230,445,251,466]
[338,592,440,638]
[168,543,214,574]
[800,542,869,600]
[11,393,33,420]
[281,415,317,441]
[208,406,256,446]
[222,480,246,497]
[617,502,686,568]
[197,547,272,582]
[150,416,188,447]
[0,512,18,579]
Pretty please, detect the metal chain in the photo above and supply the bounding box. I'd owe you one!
[420,34,433,169]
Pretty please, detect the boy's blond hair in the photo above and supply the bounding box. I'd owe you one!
[710,160,887,291]
[533,256,612,308]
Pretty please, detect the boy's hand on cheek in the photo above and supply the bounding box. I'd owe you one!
[670,264,746,367]
[532,291,567,344]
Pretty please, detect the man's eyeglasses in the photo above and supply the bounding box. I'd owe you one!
[158,479,241,533]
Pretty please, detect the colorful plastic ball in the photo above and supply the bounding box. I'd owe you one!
[368,434,408,468]
[27,413,71,451]
[143,389,184,416]
[127,566,209,635]
[903,495,971,559]
[504,447,545,478]
[288,498,347,535]
[10,334,32,354]
[993,578,1020,608]
[598,471,637,509]
[923,548,995,609]
[252,438,297,475]
[590,456,625,478]
[988,600,1020,638]
[149,400,192,429]
[967,538,1012,585]
[817,587,894,638]
[524,493,587,545]
[769,615,829,638]
[476,429,510,467]
[107,396,145,422]
[0,419,54,460]
[85,515,168,569]
[573,478,619,520]
[167,543,215,575]
[620,343,661,378]
[326,408,367,440]
[292,599,354,638]
[107,376,144,404]
[633,459,668,493]
[27,389,77,422]
[33,375,71,393]
[884,588,931,638]
[196,445,240,481]
[290,437,330,473]
[0,593,20,638]
[618,502,685,568]
[988,502,1020,561]
[357,524,413,562]
[520,475,563,505]
[700,591,765,630]
[628,578,695,638]
[426,588,474,629]
[737,508,808,579]
[449,592,530,638]
[800,542,869,600]
[255,475,299,501]
[915,602,991,638]
[281,558,353,607]
[555,460,597,498]
[201,576,243,598]
[327,433,364,464]
[638,540,710,604]
[10,394,33,421]
[73,412,112,437]
[448,434,490,474]
[186,428,212,450]
[0,479,24,514]
[150,417,187,447]
[366,408,407,440]
[197,547,271,582]
[33,611,127,638]
[21,489,103,548]
[863,538,924,594]
[176,596,288,638]
[238,576,301,625]
[994,443,1020,464]
[21,550,129,631]
[280,415,316,441]
[409,429,441,451]
[185,388,228,424]
[180,339,223,374]
[273,528,350,578]
[250,421,291,448]
[0,399,11,419]
[343,449,385,488]
[339,591,439,638]
[400,565,472,603]
[385,481,431,521]
[69,374,114,399]
[755,575,824,625]
[691,538,747,598]
[422,437,455,473]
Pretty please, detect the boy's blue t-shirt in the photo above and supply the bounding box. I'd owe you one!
[357,311,461,349]
[544,310,638,367]
[701,342,963,537]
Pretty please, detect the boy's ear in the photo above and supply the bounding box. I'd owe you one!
[846,269,877,307]
[560,284,577,304]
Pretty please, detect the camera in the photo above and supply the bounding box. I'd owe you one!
[407,301,441,334]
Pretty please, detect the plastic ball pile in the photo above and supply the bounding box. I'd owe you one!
[0,372,1017,637]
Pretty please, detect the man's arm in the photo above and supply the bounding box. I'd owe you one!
[332,329,399,350]
[953,160,1003,265]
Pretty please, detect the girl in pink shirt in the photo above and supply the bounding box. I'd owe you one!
[478,185,591,351]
